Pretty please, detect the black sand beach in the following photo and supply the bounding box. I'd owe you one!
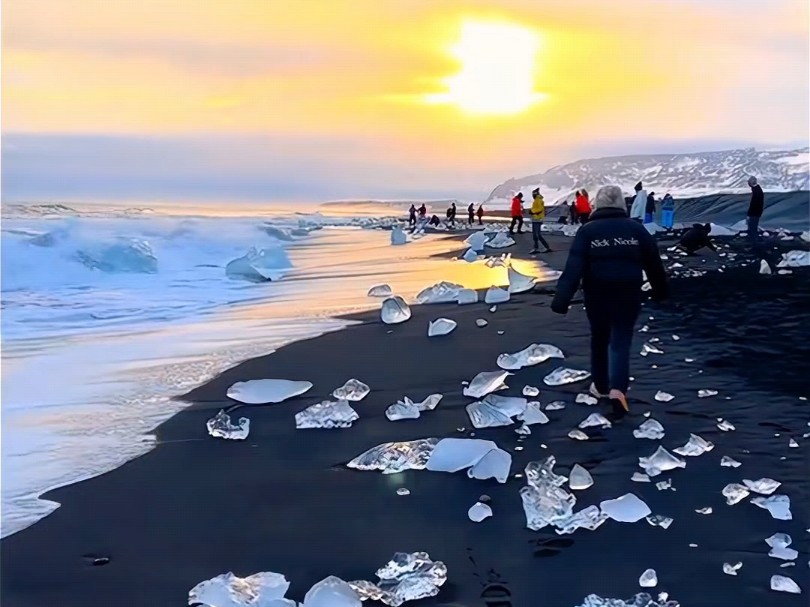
[2,230,809,606]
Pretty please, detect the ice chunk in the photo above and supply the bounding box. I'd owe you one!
[545,401,565,411]
[638,447,686,477]
[771,575,801,594]
[655,479,672,491]
[654,391,674,402]
[640,343,664,356]
[751,494,792,520]
[507,266,536,294]
[385,398,421,421]
[523,385,540,397]
[468,502,493,522]
[632,473,651,482]
[568,429,589,440]
[467,448,512,483]
[396,488,410,496]
[349,552,447,607]
[227,379,313,404]
[575,393,598,405]
[455,289,478,305]
[673,433,714,456]
[332,379,370,402]
[484,286,510,304]
[639,569,658,588]
[416,281,464,304]
[723,562,742,576]
[569,464,593,490]
[487,232,515,248]
[348,439,439,474]
[600,494,652,523]
[464,232,489,251]
[646,515,673,529]
[368,284,393,298]
[391,227,407,245]
[188,571,291,607]
[634,419,665,440]
[766,533,797,560]
[381,296,412,324]
[475,318,488,327]
[462,248,478,263]
[206,410,250,440]
[554,505,608,535]
[497,343,564,370]
[698,389,718,398]
[777,250,810,268]
[721,455,742,467]
[579,413,612,429]
[759,260,772,275]
[520,457,577,531]
[769,545,799,561]
[426,438,497,473]
[517,402,549,425]
[463,370,510,398]
[466,395,527,428]
[544,367,591,386]
[485,253,511,267]
[225,246,292,281]
[427,318,457,337]
[789,438,799,448]
[302,576,362,607]
[743,478,781,495]
[296,400,359,429]
[717,419,736,432]
[722,483,750,505]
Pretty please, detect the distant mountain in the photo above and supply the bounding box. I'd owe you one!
[486,147,809,205]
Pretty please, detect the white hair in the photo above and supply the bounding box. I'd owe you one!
[593,185,626,210]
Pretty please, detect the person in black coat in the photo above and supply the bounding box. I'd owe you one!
[551,185,667,412]
[747,176,764,247]
[678,223,717,255]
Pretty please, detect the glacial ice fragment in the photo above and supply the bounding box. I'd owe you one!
[455,289,478,305]
[568,464,593,490]
[368,284,393,297]
[638,447,685,477]
[487,232,515,249]
[554,505,608,535]
[475,318,488,327]
[467,448,512,483]
[396,488,410,496]
[391,227,408,245]
[507,266,536,294]
[695,506,713,514]
[303,576,362,607]
[188,571,291,607]
[466,394,527,428]
[333,379,370,401]
[698,389,718,398]
[568,429,589,441]
[722,483,750,505]
[579,413,612,429]
[544,367,591,386]
[654,391,674,402]
[599,494,651,523]
[207,410,250,440]
[789,438,799,447]
[427,318,457,337]
[721,455,741,467]
[673,433,714,456]
[759,260,772,274]
[634,419,665,440]
[468,502,493,522]
[632,473,651,483]
[751,494,792,520]
[464,231,489,251]
[349,552,447,607]
[385,398,421,421]
[381,296,412,324]
[497,343,564,370]
[767,533,797,561]
[522,385,540,397]
[227,379,313,404]
[723,562,742,575]
[484,286,510,304]
[515,423,531,436]
[296,400,359,429]
[576,393,598,406]
[743,478,781,495]
[348,439,439,474]
[545,401,566,411]
[640,343,664,356]
[463,370,510,398]
[520,457,577,531]
[426,438,497,473]
[717,419,736,431]
[224,246,292,282]
[771,575,801,594]
[415,282,463,304]
[655,479,672,491]
[518,402,549,425]
[646,515,673,529]
[462,248,478,263]
[639,569,658,588]
[777,250,810,268]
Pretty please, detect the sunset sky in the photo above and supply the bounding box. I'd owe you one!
[2,0,808,202]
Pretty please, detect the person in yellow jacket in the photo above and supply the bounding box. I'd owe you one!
[530,188,552,253]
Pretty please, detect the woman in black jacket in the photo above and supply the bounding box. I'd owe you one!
[551,185,667,412]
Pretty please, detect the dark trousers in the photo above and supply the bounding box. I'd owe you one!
[468,213,474,225]
[509,215,524,233]
[577,212,590,224]
[584,288,641,394]
[531,220,550,250]
[747,216,760,245]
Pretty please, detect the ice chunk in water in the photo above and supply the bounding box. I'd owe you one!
[751,495,792,520]
[518,402,549,426]
[468,502,493,522]
[698,389,718,398]
[568,429,589,440]
[569,464,593,490]
[227,379,313,404]
[545,401,566,411]
[189,571,291,607]
[638,447,686,477]
[368,284,393,297]
[207,410,250,440]
[771,575,802,594]
[544,367,591,386]
[673,434,714,456]
[722,483,750,505]
[717,419,736,431]
[646,515,673,529]
[467,448,512,483]
[348,439,439,474]
[639,569,658,588]
[225,246,291,282]
[462,248,479,263]
[456,289,478,305]
[721,456,741,467]
[743,478,780,495]
[759,260,772,275]
[349,552,447,607]
[523,385,540,397]
[634,419,665,440]
[427,318,457,337]
[463,370,510,398]
[579,413,612,429]
[296,400,359,429]
[381,296,412,324]
[466,395,527,428]
[332,379,370,402]
[600,494,651,523]
[484,286,510,304]
[654,391,674,402]
[426,438,497,473]
[576,393,598,405]
[303,576,362,607]
[507,266,537,294]
[416,281,464,304]
[497,343,564,370]
[723,562,742,576]
[475,318,488,327]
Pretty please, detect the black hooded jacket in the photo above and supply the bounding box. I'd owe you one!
[748,184,764,218]
[551,207,668,312]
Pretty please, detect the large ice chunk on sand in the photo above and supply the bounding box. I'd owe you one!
[464,231,489,251]
[225,246,292,282]
[416,281,464,304]
[467,448,512,483]
[638,446,686,477]
[296,400,359,429]
[462,248,478,263]
[348,439,439,474]
[391,227,407,245]
[520,456,577,531]
[487,232,515,248]
[77,238,159,274]
[777,250,810,267]
[381,296,412,324]
[349,552,447,607]
[455,288,478,305]
[497,343,564,370]
[302,576,362,607]
[188,571,290,607]
[332,379,370,401]
[207,410,250,440]
[426,438,496,473]
[507,266,537,293]
[386,394,442,421]
[463,370,510,398]
[484,286,510,304]
[368,284,393,297]
[428,318,457,337]
[227,379,312,404]
[543,367,590,386]
[466,394,527,428]
[599,493,651,523]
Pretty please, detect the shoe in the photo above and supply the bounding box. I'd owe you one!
[589,383,608,399]
[543,248,553,253]
[530,248,540,254]
[609,389,629,412]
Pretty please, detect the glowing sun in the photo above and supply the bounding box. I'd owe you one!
[428,21,545,116]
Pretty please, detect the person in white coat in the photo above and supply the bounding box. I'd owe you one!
[629,181,647,222]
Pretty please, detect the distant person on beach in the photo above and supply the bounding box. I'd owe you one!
[446,202,457,227]
[551,185,668,413]
[661,194,675,229]
[509,192,525,235]
[467,203,475,225]
[570,196,579,224]
[476,203,484,225]
[559,201,570,224]
[418,203,427,219]
[428,214,441,227]
[644,191,656,224]
[630,181,647,222]
[529,188,552,254]
[408,204,417,226]
[678,223,717,255]
[747,176,764,247]
[575,189,592,224]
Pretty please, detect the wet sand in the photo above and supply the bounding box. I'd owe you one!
[1,231,808,607]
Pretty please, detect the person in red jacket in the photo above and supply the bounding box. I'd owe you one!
[509,192,525,235]
[575,189,592,224]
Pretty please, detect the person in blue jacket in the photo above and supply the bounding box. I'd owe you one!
[551,185,668,413]
[660,194,675,229]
